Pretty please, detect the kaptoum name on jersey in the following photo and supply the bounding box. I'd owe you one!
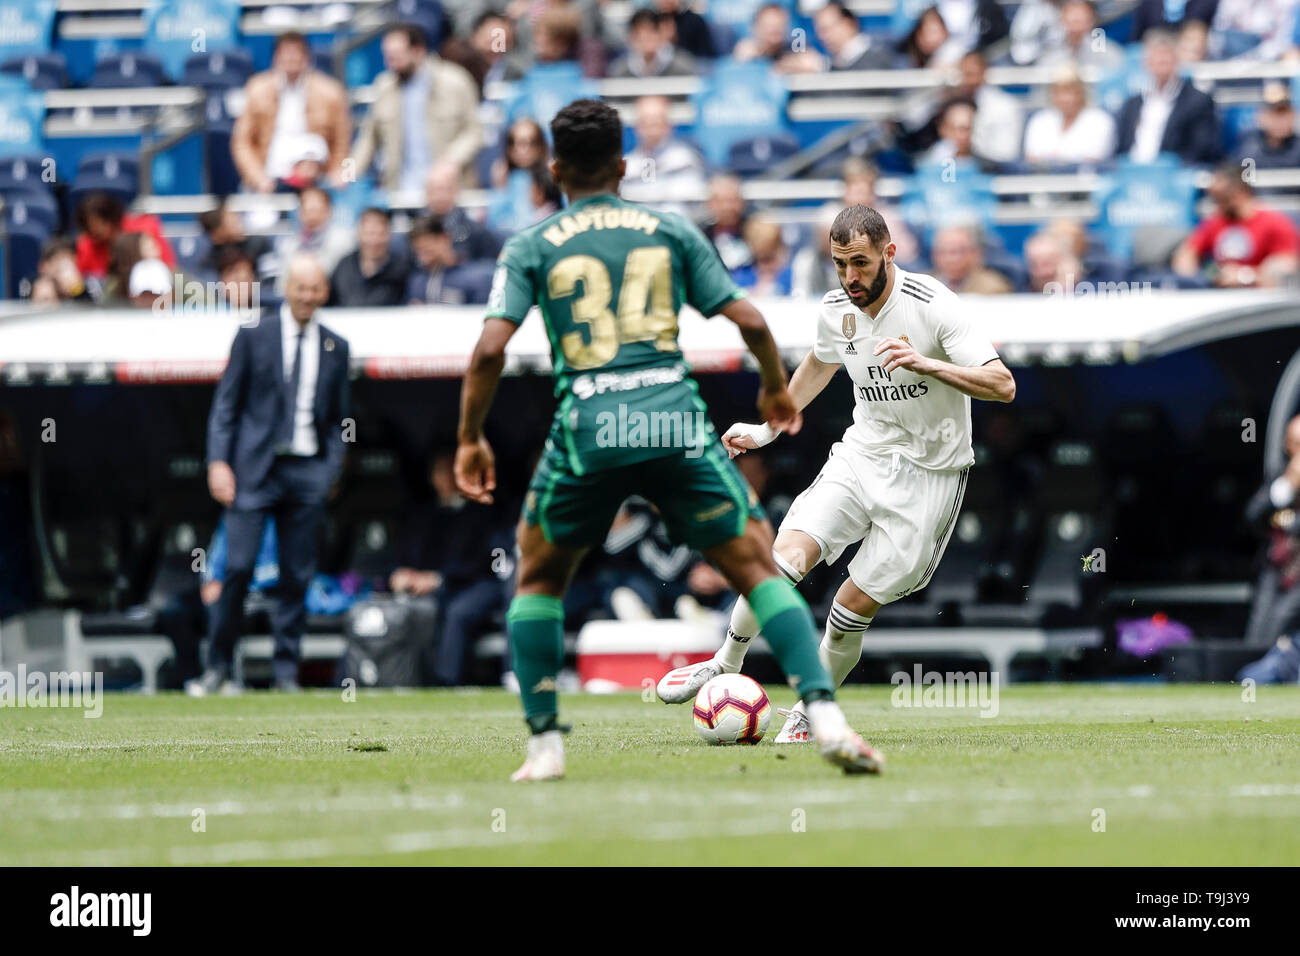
[816,269,999,472]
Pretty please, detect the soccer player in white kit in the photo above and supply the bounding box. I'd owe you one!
[657,205,1017,741]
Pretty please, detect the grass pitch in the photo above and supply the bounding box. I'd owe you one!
[2,683,1298,865]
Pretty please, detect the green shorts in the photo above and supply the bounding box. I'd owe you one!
[524,439,767,551]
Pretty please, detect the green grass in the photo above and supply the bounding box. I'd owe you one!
[2,684,1298,865]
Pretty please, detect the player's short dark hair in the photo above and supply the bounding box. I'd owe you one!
[830,205,891,248]
[629,8,662,31]
[550,98,624,192]
[386,22,428,48]
[273,31,309,55]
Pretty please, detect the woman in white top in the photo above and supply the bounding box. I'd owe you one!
[1022,67,1117,166]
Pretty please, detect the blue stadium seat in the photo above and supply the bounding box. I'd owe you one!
[690,59,790,168]
[89,53,166,89]
[0,53,67,91]
[145,0,241,82]
[183,49,254,89]
[2,222,46,299]
[76,152,140,188]
[726,132,800,177]
[392,0,447,48]
[1,188,58,234]
[0,0,57,65]
[1095,166,1197,260]
[0,152,50,194]
[506,63,598,129]
[68,173,137,215]
[901,170,998,241]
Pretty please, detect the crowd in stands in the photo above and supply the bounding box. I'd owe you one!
[6,0,1300,312]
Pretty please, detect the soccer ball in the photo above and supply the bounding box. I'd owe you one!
[692,674,771,745]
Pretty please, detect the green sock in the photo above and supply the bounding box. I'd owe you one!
[507,594,566,734]
[747,576,835,703]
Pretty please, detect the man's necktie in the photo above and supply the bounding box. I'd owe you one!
[281,328,304,450]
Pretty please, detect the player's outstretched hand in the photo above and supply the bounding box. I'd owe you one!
[455,438,497,504]
[757,385,802,440]
[873,336,935,375]
[722,421,778,458]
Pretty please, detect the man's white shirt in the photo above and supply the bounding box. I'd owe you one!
[280,302,320,457]
[814,268,999,472]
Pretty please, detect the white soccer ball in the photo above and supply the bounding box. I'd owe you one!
[692,673,772,745]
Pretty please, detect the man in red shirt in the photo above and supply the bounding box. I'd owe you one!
[74,192,176,280]
[1173,163,1300,287]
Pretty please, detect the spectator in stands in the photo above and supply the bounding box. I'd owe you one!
[934,0,1011,54]
[837,158,921,265]
[1238,413,1300,681]
[75,192,175,281]
[731,216,794,295]
[1115,30,1223,165]
[1178,18,1212,62]
[443,9,526,92]
[792,205,841,299]
[1209,0,1299,60]
[620,95,707,215]
[424,161,503,263]
[952,50,1025,166]
[406,215,467,304]
[1010,0,1066,64]
[922,97,1000,171]
[389,449,511,685]
[1025,229,1080,292]
[488,161,562,232]
[37,239,92,304]
[1235,81,1300,169]
[351,24,483,194]
[700,173,753,271]
[814,1,877,70]
[491,117,549,189]
[734,3,824,72]
[1023,67,1116,166]
[273,133,330,193]
[29,277,60,307]
[195,198,273,282]
[330,207,413,307]
[602,499,701,620]
[531,5,604,77]
[1132,0,1219,40]
[1038,0,1125,69]
[127,257,174,310]
[1172,162,1300,285]
[896,6,964,67]
[102,232,163,306]
[610,8,697,77]
[655,0,715,58]
[216,247,261,312]
[192,253,350,695]
[231,31,351,194]
[274,186,354,290]
[930,223,1014,293]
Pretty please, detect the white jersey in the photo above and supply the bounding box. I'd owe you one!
[815,268,999,471]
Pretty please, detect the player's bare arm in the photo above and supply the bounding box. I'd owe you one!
[718,298,803,436]
[723,349,840,457]
[873,337,1016,403]
[455,316,519,504]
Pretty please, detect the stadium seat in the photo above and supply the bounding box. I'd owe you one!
[506,62,598,128]
[0,152,50,193]
[1,188,58,234]
[726,132,800,178]
[146,0,241,82]
[183,49,254,89]
[43,516,131,610]
[89,53,166,89]
[1095,166,1197,261]
[76,152,140,188]
[2,221,45,299]
[690,59,791,168]
[392,0,447,49]
[67,173,137,218]
[0,52,68,91]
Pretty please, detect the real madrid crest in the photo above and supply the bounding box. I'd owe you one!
[842,312,856,340]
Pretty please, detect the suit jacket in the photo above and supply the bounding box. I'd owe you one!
[350,55,483,191]
[207,308,351,508]
[1115,84,1223,165]
[231,69,352,186]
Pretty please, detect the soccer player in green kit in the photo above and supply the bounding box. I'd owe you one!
[455,100,884,781]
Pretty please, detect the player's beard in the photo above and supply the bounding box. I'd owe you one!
[845,257,889,308]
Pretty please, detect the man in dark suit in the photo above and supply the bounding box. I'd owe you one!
[187,253,351,694]
[1114,30,1221,166]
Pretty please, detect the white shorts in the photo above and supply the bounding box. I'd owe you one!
[778,442,969,604]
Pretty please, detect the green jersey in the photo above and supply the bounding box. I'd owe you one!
[486,193,744,474]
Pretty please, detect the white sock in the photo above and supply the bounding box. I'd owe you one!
[821,600,873,687]
[716,551,805,671]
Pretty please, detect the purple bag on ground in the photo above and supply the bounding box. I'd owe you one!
[1117,614,1193,658]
